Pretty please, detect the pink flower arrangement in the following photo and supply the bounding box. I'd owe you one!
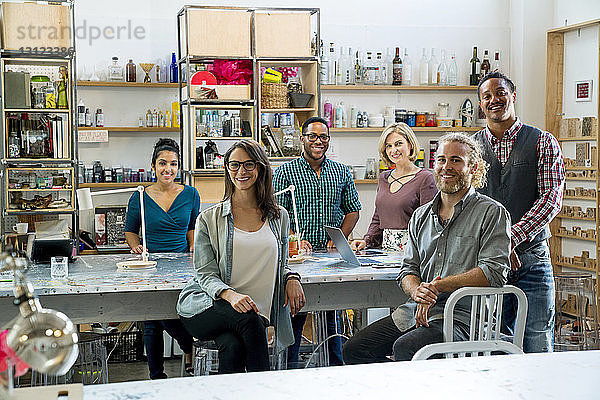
[0,330,29,377]
[211,60,253,85]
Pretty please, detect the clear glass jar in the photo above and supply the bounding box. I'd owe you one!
[366,157,378,179]
[437,102,450,118]
[108,57,124,81]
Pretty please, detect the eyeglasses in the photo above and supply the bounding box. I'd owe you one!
[302,133,330,142]
[227,160,258,171]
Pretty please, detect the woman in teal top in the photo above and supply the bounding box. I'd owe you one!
[124,138,199,379]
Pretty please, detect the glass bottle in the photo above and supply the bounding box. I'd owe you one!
[327,42,336,85]
[480,49,491,78]
[448,52,458,86]
[364,52,376,85]
[95,108,104,127]
[354,49,363,85]
[428,48,439,85]
[126,59,136,82]
[8,128,20,158]
[108,57,124,81]
[85,108,92,127]
[492,51,502,73]
[320,41,330,85]
[419,48,428,86]
[169,53,178,83]
[342,47,355,85]
[469,46,481,86]
[335,46,345,85]
[77,98,86,127]
[384,48,394,85]
[402,48,412,86]
[146,109,153,127]
[392,47,402,85]
[436,49,448,86]
[375,52,385,85]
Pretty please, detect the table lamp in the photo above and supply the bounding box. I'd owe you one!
[275,185,302,248]
[76,186,155,268]
[0,253,79,397]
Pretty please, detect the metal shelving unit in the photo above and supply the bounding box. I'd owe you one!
[176,5,320,196]
[0,0,78,250]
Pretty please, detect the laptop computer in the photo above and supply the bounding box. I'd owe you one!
[324,225,385,266]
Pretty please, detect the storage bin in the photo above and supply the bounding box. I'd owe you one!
[191,84,251,101]
[254,12,312,57]
[1,2,71,50]
[261,82,288,109]
[186,9,251,57]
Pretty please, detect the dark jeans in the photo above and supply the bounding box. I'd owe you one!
[180,299,269,374]
[343,315,469,364]
[144,319,194,379]
[287,311,343,368]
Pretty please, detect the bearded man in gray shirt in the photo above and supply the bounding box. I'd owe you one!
[343,132,511,364]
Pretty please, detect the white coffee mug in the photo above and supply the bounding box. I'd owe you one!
[12,223,28,234]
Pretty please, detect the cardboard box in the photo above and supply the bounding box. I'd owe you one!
[1,2,71,50]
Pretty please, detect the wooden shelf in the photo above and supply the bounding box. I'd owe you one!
[3,158,71,163]
[555,262,597,273]
[78,127,179,132]
[77,81,178,88]
[6,208,74,214]
[322,85,477,91]
[558,136,597,142]
[261,108,315,113]
[563,196,596,201]
[565,167,596,171]
[4,108,70,113]
[565,176,596,181]
[555,233,596,242]
[556,214,596,221]
[330,127,481,133]
[354,179,378,184]
[7,188,72,192]
[79,182,153,188]
[196,136,251,140]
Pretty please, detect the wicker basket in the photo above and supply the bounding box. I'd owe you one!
[261,82,288,109]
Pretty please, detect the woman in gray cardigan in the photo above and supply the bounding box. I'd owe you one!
[177,139,305,373]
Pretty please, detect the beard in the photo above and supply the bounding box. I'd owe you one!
[434,169,471,194]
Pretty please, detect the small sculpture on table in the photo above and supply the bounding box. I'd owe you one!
[139,63,155,84]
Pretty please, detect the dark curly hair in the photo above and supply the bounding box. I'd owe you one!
[223,139,280,221]
[151,138,180,167]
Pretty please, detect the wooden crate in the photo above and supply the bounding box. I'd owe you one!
[254,12,312,58]
[0,2,71,50]
[191,84,251,100]
[186,9,251,57]
[193,176,225,203]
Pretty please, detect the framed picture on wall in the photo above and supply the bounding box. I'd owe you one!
[575,80,593,102]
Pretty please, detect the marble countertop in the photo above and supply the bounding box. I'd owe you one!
[0,251,402,297]
[83,351,600,399]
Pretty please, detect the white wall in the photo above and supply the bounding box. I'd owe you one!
[69,0,600,238]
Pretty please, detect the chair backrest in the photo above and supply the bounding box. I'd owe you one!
[411,340,524,360]
[443,285,528,349]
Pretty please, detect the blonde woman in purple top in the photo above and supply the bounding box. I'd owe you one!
[351,123,437,252]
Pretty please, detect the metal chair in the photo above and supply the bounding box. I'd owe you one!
[412,340,524,360]
[443,285,528,349]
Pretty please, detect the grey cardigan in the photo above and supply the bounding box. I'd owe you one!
[177,199,296,352]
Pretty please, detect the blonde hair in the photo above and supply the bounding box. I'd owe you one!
[436,132,489,189]
[378,123,421,168]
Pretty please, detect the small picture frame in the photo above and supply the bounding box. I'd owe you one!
[575,80,593,102]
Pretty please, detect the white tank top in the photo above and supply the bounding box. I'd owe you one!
[230,221,278,321]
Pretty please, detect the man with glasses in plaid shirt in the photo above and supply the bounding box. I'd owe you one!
[474,71,565,353]
[273,116,361,367]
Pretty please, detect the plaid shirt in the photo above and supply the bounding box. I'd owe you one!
[273,156,361,249]
[484,118,565,246]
